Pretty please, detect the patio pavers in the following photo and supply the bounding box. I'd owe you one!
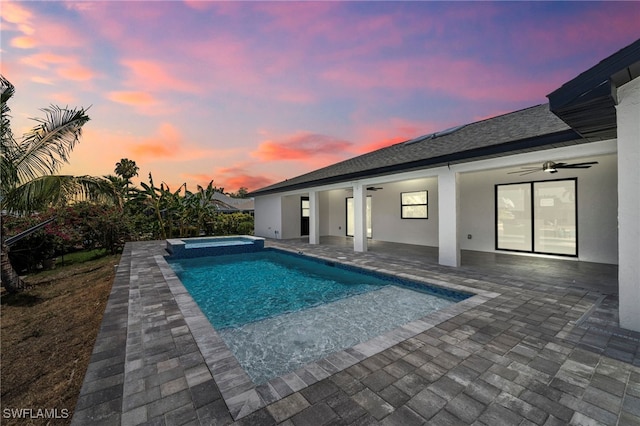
[72,239,640,425]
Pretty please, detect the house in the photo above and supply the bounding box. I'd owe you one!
[213,192,255,215]
[250,39,640,332]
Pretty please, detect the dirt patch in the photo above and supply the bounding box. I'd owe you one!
[1,255,119,425]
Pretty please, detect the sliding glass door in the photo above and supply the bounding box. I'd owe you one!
[496,179,577,256]
[533,180,576,255]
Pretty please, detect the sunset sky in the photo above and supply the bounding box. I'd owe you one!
[2,1,639,193]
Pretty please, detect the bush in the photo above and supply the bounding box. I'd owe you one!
[55,202,132,254]
[215,213,254,235]
[4,203,132,274]
[237,221,254,235]
[3,214,58,273]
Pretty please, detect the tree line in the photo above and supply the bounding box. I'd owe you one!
[1,75,253,293]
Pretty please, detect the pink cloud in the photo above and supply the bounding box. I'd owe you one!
[182,0,218,12]
[108,91,157,106]
[178,37,265,93]
[119,59,200,94]
[4,3,86,50]
[31,76,54,85]
[275,90,316,105]
[59,64,95,81]
[11,36,36,49]
[225,174,275,193]
[256,2,341,38]
[129,123,183,160]
[321,53,555,103]
[513,5,640,64]
[252,132,352,161]
[1,2,33,34]
[352,118,439,154]
[213,165,276,192]
[181,167,275,193]
[21,52,67,69]
[20,52,96,84]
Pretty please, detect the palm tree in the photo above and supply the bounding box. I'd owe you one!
[115,158,139,201]
[1,75,117,292]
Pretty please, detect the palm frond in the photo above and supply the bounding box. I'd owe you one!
[4,175,121,214]
[1,75,17,190]
[14,105,90,184]
[1,75,15,141]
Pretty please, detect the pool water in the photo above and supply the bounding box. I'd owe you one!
[169,250,408,329]
[166,236,264,258]
[184,237,254,248]
[168,249,469,384]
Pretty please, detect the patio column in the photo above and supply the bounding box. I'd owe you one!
[353,183,368,252]
[617,77,640,332]
[438,169,460,267]
[308,190,320,245]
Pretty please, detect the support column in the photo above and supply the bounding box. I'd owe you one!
[308,190,320,245]
[617,77,640,332]
[353,183,368,252]
[438,170,460,267]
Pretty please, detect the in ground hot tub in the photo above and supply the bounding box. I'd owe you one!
[166,236,265,258]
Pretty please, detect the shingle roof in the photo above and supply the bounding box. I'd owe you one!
[251,104,585,196]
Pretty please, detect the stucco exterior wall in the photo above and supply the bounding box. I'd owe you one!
[617,76,640,332]
[254,195,282,239]
[281,195,302,239]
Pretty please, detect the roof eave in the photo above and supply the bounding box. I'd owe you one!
[249,129,582,197]
[547,38,640,140]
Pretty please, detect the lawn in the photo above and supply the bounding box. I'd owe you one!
[1,253,119,425]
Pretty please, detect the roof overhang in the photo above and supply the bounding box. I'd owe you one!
[547,39,640,141]
[250,129,582,197]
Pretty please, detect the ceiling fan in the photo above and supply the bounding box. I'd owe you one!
[366,186,383,191]
[508,160,598,176]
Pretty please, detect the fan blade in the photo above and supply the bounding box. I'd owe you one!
[507,167,540,174]
[556,161,598,169]
[518,169,542,176]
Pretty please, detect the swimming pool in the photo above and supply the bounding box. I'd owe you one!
[168,249,471,384]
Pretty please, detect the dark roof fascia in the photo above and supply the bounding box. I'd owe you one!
[548,39,640,110]
[250,129,582,197]
[547,39,640,139]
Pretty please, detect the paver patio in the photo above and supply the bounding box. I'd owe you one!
[72,238,640,425]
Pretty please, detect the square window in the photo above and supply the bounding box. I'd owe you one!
[401,191,428,219]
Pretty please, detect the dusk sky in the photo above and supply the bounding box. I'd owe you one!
[2,1,639,193]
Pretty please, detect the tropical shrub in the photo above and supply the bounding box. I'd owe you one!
[55,202,132,254]
[3,215,58,272]
[215,213,254,236]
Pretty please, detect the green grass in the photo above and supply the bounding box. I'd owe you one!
[56,248,109,267]
[14,248,116,283]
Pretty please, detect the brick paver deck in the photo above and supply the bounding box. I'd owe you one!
[72,239,640,425]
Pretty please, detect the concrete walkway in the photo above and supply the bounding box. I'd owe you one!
[72,239,640,425]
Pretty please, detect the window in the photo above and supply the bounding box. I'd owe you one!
[401,191,428,219]
[496,179,577,256]
[301,198,310,217]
